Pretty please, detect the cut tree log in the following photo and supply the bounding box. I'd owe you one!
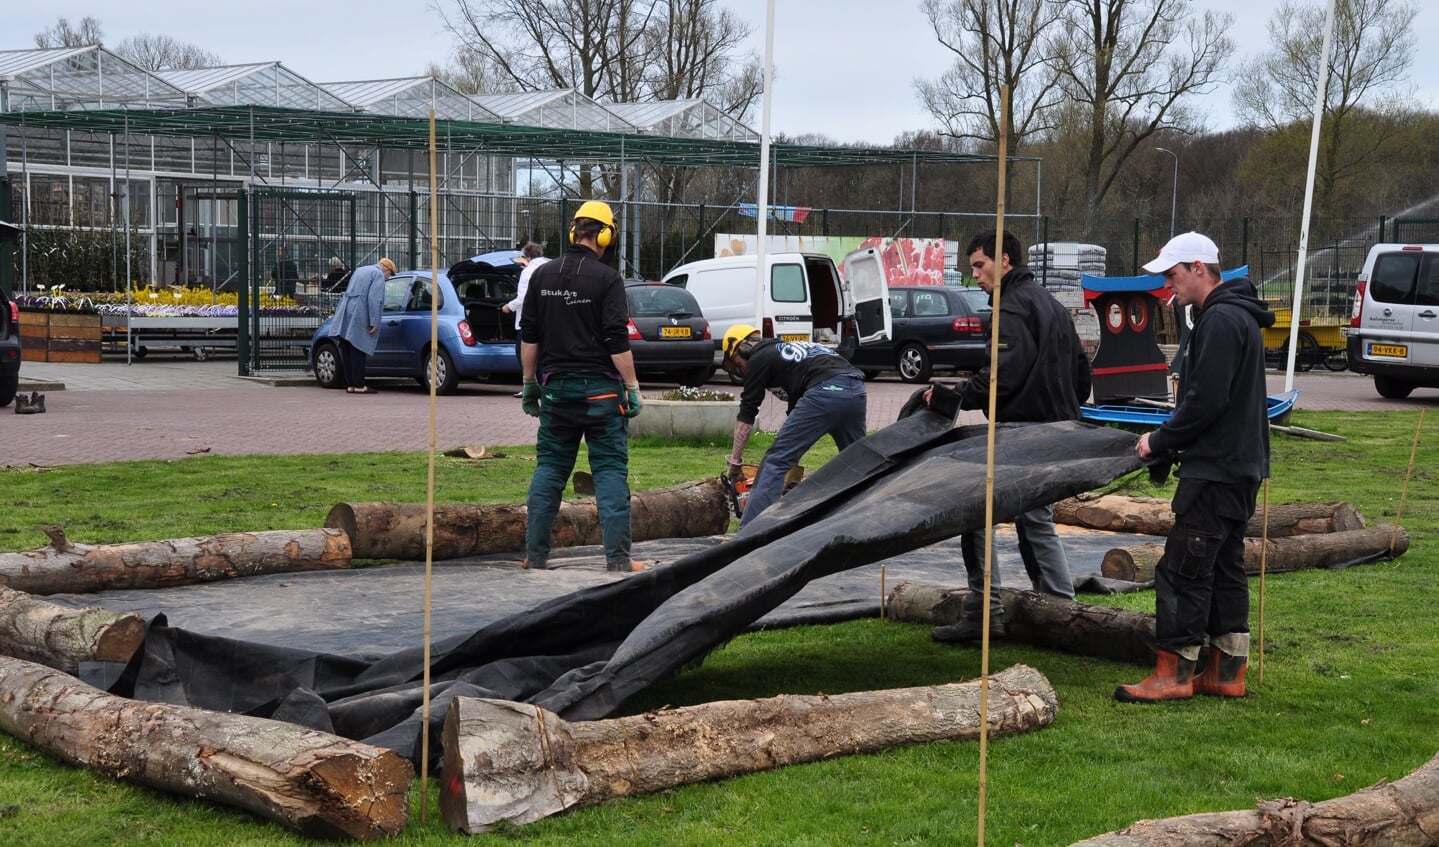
[0,527,352,595]
[1101,525,1410,582]
[1070,747,1439,846]
[886,582,1157,665]
[0,587,147,673]
[1053,494,1366,538]
[440,663,1057,832]
[329,477,729,561]
[0,656,413,840]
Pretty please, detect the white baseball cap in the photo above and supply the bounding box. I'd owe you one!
[1142,231,1220,274]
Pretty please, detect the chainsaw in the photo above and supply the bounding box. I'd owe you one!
[720,471,752,518]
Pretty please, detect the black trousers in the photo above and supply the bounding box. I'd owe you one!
[337,338,368,389]
[1154,478,1259,653]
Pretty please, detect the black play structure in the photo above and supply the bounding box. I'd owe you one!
[66,413,1144,767]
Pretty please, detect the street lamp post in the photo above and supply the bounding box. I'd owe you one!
[1155,147,1178,239]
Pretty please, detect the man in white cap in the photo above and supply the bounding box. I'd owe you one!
[1116,232,1275,703]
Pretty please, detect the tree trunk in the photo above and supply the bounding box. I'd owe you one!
[0,527,352,595]
[329,477,730,561]
[1101,525,1410,582]
[0,588,147,673]
[0,656,413,840]
[1053,495,1366,538]
[440,663,1057,832]
[1071,748,1439,846]
[886,582,1157,666]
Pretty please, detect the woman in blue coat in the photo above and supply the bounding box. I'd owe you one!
[328,258,395,394]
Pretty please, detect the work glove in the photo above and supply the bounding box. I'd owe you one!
[622,384,643,419]
[724,458,745,481]
[521,380,541,417]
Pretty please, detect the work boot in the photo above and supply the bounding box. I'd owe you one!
[519,558,549,570]
[607,560,646,573]
[1193,649,1248,697]
[1114,650,1196,703]
[931,615,1005,644]
[30,392,45,413]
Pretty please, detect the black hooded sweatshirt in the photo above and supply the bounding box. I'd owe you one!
[1149,276,1275,484]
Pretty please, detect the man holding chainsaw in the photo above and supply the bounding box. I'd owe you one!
[721,326,867,527]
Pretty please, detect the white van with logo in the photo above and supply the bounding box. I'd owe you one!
[660,252,891,365]
[1347,243,1439,398]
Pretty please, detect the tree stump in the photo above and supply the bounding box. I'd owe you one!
[329,477,730,560]
[440,664,1057,832]
[1053,494,1366,537]
[0,587,147,673]
[886,582,1158,665]
[1071,748,1439,846]
[0,527,352,595]
[1100,525,1410,582]
[0,656,413,840]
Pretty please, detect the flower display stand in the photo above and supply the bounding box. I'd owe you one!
[18,312,103,363]
[628,397,738,440]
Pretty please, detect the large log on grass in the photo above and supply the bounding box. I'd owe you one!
[440,663,1057,832]
[886,582,1157,665]
[0,526,352,595]
[330,477,729,560]
[1071,748,1439,846]
[0,656,413,839]
[1100,525,1410,582]
[1053,494,1366,537]
[0,587,147,673]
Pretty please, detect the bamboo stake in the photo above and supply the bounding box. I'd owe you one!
[1393,410,1425,552]
[880,564,887,620]
[976,81,1012,847]
[421,109,441,820]
[1258,479,1269,683]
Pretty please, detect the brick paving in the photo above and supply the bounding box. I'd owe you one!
[5,356,1436,467]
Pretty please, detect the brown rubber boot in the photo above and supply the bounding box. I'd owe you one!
[607,560,646,573]
[1114,650,1196,703]
[1193,650,1248,697]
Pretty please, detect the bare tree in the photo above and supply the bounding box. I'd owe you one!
[1232,0,1418,218]
[915,0,1065,155]
[34,16,104,48]
[642,0,761,118]
[1051,0,1234,235]
[113,34,222,71]
[428,0,657,101]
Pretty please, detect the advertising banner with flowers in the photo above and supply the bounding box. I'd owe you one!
[714,234,958,286]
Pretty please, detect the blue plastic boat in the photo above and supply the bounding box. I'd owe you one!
[1081,389,1299,428]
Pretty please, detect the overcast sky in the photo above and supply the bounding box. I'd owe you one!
[10,1,1438,145]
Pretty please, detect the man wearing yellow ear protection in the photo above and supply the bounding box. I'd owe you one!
[517,200,646,573]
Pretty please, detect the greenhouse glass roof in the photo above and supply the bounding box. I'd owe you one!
[156,62,352,111]
[473,89,635,133]
[608,100,757,142]
[0,46,186,111]
[320,77,501,121]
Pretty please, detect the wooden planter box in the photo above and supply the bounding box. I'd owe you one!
[627,397,739,440]
[19,311,103,363]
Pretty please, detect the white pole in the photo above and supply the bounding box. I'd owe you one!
[1285,0,1338,393]
[1155,147,1178,239]
[753,0,775,328]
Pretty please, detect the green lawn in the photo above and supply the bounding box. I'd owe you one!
[2,412,1437,846]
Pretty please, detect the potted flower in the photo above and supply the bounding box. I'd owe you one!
[628,385,739,440]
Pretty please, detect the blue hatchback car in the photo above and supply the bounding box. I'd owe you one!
[309,251,524,394]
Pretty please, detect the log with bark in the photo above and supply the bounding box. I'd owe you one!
[440,663,1057,832]
[329,477,730,561]
[0,656,413,840]
[1053,494,1366,538]
[1071,747,1439,846]
[0,587,147,673]
[1100,525,1410,582]
[886,582,1157,665]
[0,526,352,595]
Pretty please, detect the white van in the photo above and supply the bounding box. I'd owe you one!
[660,252,891,365]
[1347,243,1439,398]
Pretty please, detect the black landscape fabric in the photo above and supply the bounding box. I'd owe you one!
[101,413,1142,767]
